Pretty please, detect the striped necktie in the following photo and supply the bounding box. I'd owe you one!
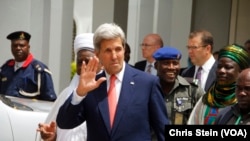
[195,67,202,85]
[146,64,153,74]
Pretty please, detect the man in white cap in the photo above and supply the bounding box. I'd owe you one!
[37,33,102,141]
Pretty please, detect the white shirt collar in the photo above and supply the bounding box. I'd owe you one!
[105,61,125,82]
[146,61,155,67]
[196,55,215,73]
[14,61,24,71]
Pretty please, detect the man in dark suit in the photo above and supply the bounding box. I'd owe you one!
[134,34,163,75]
[57,23,169,141]
[181,29,217,92]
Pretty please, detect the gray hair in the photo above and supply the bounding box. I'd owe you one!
[93,23,126,51]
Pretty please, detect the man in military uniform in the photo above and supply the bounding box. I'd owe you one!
[0,31,57,101]
[153,46,204,124]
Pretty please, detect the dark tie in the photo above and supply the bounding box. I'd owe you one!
[146,64,153,74]
[108,75,117,128]
[195,67,202,85]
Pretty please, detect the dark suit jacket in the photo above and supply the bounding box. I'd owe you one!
[181,61,217,92]
[57,64,169,141]
[134,60,146,71]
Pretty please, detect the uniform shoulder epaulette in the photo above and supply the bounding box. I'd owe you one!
[44,68,52,75]
[189,81,199,87]
[183,77,199,86]
[34,64,43,72]
[32,60,52,75]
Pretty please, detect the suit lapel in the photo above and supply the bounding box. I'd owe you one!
[142,60,147,70]
[94,73,111,132]
[95,65,137,135]
[111,65,136,135]
[182,65,195,77]
[189,66,195,77]
[137,60,147,71]
[205,61,217,92]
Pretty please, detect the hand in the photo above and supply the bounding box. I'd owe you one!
[37,121,57,141]
[76,56,106,96]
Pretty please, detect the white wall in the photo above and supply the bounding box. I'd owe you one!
[74,0,93,34]
[230,0,250,45]
[0,0,32,65]
[192,0,231,51]
[46,0,73,94]
[92,0,115,31]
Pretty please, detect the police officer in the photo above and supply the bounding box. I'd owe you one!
[153,46,204,124]
[0,31,57,101]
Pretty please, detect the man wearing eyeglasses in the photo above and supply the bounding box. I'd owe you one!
[181,29,217,92]
[134,34,164,75]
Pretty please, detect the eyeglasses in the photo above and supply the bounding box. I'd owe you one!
[140,43,154,48]
[186,45,207,50]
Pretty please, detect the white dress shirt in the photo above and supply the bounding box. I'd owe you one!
[145,61,157,75]
[194,55,216,92]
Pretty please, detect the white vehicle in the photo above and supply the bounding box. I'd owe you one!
[0,94,53,141]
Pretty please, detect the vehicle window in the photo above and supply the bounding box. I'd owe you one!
[0,94,33,111]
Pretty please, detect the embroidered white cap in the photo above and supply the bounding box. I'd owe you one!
[74,33,94,55]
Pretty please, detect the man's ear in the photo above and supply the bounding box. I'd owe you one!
[206,44,212,53]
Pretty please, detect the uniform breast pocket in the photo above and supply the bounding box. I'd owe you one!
[174,97,192,112]
[17,77,37,92]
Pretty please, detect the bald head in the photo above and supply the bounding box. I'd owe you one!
[141,34,164,63]
[237,68,250,83]
[144,34,164,47]
[236,68,250,113]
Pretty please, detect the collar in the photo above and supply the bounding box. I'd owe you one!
[105,61,125,82]
[232,104,241,117]
[196,55,215,73]
[7,53,34,68]
[146,61,155,67]
[170,76,192,93]
[177,75,193,86]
